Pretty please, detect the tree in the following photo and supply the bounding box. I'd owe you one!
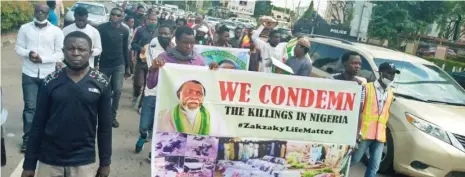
[368,1,447,48]
[300,0,314,20]
[253,0,272,17]
[326,0,354,26]
[437,1,465,40]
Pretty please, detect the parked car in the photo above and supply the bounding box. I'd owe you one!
[417,46,457,57]
[219,20,237,31]
[204,16,221,28]
[64,2,110,27]
[449,71,465,89]
[230,17,256,27]
[276,28,292,43]
[307,35,465,177]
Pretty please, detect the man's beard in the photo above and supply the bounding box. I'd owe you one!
[180,96,201,124]
[63,59,89,71]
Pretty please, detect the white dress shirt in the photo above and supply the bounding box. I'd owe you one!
[15,22,64,79]
[62,23,102,68]
[252,25,287,73]
[144,37,167,97]
[373,80,389,114]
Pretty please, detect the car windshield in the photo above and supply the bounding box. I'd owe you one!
[374,58,465,105]
[71,3,105,16]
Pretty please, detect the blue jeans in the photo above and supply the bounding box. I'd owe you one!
[100,65,125,120]
[139,96,156,139]
[21,74,43,143]
[351,140,384,177]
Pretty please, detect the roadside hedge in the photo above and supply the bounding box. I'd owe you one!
[1,1,76,33]
[1,1,35,33]
[424,56,465,72]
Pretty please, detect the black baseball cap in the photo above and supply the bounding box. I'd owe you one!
[378,62,400,74]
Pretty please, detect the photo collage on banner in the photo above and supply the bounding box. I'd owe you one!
[194,45,250,70]
[152,64,362,177]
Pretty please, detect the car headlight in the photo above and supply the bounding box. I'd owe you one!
[405,113,451,144]
[406,113,465,152]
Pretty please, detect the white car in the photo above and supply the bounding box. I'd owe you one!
[64,2,110,27]
[231,17,256,27]
[205,16,221,28]
[308,36,465,177]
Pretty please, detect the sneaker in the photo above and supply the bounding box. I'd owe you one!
[112,119,120,128]
[147,152,151,162]
[135,136,145,153]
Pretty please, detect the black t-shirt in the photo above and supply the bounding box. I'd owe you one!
[23,68,112,170]
[97,22,129,68]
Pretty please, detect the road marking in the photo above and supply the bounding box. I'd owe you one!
[10,158,24,177]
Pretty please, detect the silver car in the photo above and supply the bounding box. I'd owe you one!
[64,2,110,27]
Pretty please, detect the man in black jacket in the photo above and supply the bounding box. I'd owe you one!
[97,8,131,128]
[21,31,112,177]
[131,13,158,110]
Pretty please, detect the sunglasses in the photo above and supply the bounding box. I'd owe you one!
[111,13,122,17]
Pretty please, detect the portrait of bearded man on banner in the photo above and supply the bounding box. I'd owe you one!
[157,80,212,135]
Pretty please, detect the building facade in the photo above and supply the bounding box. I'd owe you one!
[228,0,256,18]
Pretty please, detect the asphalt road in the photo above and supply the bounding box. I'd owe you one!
[0,2,391,177]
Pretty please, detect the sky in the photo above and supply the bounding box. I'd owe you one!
[271,0,327,17]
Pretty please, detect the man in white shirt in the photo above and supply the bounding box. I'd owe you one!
[251,17,287,73]
[15,3,64,152]
[134,24,173,161]
[62,7,102,68]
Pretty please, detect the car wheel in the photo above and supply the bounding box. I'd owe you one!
[362,128,394,174]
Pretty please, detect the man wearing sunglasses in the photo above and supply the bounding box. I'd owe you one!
[96,8,131,128]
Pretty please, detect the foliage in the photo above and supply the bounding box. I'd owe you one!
[300,0,314,20]
[368,1,447,48]
[423,56,465,72]
[253,0,272,17]
[1,1,34,33]
[1,1,76,33]
[272,5,293,14]
[326,0,354,26]
[436,1,465,40]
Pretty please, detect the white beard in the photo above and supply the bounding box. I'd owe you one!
[182,105,200,125]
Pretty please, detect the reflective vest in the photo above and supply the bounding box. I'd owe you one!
[360,82,394,143]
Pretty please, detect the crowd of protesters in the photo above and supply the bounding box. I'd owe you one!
[12,1,398,177]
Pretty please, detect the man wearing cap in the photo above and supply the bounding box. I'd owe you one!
[194,25,212,45]
[350,62,400,177]
[284,37,312,76]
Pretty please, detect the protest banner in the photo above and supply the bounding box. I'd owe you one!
[152,64,362,177]
[194,45,250,70]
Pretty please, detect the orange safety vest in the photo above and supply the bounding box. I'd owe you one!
[360,82,394,143]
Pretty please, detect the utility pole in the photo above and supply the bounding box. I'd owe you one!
[311,0,321,35]
[357,1,366,41]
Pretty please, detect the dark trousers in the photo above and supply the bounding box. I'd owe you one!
[133,62,147,108]
[22,74,43,143]
[100,65,125,120]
